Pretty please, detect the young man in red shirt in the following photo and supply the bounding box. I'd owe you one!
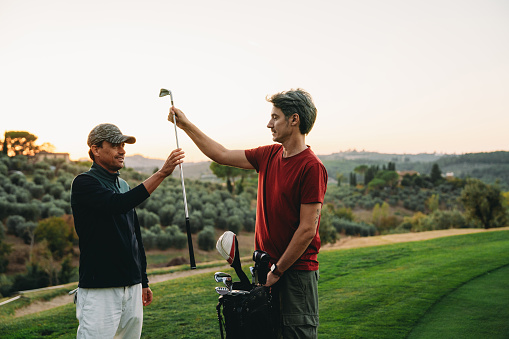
[170,89,327,338]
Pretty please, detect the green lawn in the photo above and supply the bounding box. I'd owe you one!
[408,265,509,339]
[0,230,508,338]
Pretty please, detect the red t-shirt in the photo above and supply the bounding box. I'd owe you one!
[245,144,328,271]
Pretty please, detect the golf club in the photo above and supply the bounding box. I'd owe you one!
[249,266,256,285]
[214,272,233,291]
[215,286,230,295]
[253,250,270,285]
[159,88,196,269]
[216,231,251,290]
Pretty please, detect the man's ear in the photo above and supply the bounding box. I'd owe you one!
[90,145,100,157]
[291,113,300,126]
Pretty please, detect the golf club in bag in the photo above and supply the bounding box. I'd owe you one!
[214,231,277,339]
[216,231,251,290]
[159,88,196,269]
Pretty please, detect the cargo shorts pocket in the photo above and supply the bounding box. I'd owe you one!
[280,270,319,327]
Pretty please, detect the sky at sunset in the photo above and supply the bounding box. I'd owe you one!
[1,0,508,162]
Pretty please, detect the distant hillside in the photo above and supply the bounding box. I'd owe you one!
[126,151,509,189]
[125,154,215,181]
[320,150,509,190]
[319,150,443,163]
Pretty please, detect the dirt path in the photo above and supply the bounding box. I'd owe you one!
[13,227,509,318]
[322,226,509,251]
[14,265,230,318]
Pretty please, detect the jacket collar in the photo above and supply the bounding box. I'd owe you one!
[90,162,121,188]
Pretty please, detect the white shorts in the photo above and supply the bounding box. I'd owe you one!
[76,283,143,339]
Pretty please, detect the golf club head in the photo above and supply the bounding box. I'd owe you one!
[159,88,174,106]
[253,250,270,285]
[214,272,232,282]
[159,88,171,97]
[216,231,236,265]
[215,286,230,295]
[250,266,257,285]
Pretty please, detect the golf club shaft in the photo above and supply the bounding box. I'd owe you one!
[172,108,196,269]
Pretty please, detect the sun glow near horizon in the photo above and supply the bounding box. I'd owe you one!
[1,0,508,162]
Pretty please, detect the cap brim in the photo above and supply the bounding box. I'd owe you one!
[109,135,136,144]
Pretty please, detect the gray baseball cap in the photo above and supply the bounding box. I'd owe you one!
[87,123,136,147]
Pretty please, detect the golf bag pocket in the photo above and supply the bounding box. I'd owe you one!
[217,286,276,339]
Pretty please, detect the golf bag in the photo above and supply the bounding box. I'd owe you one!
[215,231,277,339]
[216,286,276,339]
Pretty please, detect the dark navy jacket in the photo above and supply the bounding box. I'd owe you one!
[71,162,150,288]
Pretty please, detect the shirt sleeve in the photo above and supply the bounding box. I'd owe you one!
[245,144,281,173]
[71,174,150,214]
[301,162,328,205]
[133,211,150,287]
[245,148,261,172]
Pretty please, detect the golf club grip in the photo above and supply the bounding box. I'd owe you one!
[185,217,196,269]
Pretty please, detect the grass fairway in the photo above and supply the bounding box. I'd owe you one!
[408,265,509,339]
[0,230,508,338]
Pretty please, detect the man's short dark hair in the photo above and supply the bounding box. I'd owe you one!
[88,141,103,161]
[267,89,317,135]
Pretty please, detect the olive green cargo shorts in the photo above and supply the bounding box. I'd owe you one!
[273,270,319,339]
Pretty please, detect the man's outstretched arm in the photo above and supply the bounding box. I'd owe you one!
[169,107,254,170]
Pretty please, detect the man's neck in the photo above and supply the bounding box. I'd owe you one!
[281,137,308,158]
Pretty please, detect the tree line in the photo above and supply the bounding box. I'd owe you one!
[0,131,508,297]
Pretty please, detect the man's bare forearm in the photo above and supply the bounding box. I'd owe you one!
[181,120,231,164]
[143,149,184,194]
[276,219,317,272]
[171,107,254,169]
[265,203,321,287]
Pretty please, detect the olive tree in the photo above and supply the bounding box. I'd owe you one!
[460,179,507,229]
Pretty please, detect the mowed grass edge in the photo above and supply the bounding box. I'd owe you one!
[0,230,508,338]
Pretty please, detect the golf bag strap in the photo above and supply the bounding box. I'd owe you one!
[216,300,225,339]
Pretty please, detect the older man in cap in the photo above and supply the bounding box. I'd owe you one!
[71,123,185,338]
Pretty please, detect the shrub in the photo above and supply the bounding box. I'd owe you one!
[319,209,338,245]
[190,210,204,233]
[166,225,187,249]
[16,221,37,244]
[158,205,176,226]
[243,213,255,232]
[33,173,49,186]
[17,202,41,221]
[34,217,71,259]
[47,206,65,217]
[138,210,160,228]
[198,226,216,251]
[27,183,45,199]
[58,255,75,284]
[156,232,174,250]
[0,163,7,176]
[460,179,507,229]
[226,215,243,234]
[335,207,354,221]
[0,221,4,240]
[48,184,64,200]
[9,172,27,186]
[6,215,26,235]
[145,198,163,215]
[334,218,376,237]
[0,241,12,274]
[15,189,31,203]
[0,274,13,297]
[140,229,156,250]
[429,210,472,230]
[11,263,50,293]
